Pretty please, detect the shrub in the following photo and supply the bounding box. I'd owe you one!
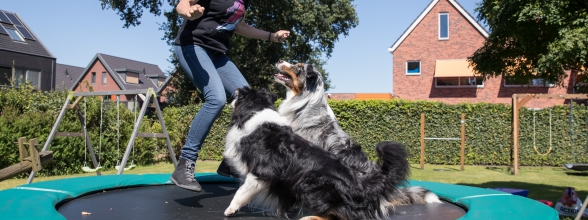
[1,85,586,177]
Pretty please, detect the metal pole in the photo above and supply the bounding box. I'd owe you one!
[424,138,461,140]
[420,113,425,170]
[570,99,576,164]
[27,93,72,184]
[151,91,177,166]
[460,114,465,171]
[117,89,152,174]
[74,89,150,96]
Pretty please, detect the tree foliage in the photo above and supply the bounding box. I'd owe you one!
[469,0,588,88]
[101,0,358,105]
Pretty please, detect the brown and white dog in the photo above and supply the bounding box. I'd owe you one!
[274,60,441,206]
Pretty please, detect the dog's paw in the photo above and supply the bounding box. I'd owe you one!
[224,206,239,217]
[425,192,442,204]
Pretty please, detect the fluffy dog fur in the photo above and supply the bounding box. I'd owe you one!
[223,86,421,220]
[274,60,441,206]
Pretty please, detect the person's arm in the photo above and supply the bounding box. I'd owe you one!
[176,0,204,21]
[235,20,290,43]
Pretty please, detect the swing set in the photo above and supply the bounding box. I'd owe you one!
[25,88,177,184]
[512,93,588,175]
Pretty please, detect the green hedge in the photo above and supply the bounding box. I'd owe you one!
[330,99,588,166]
[1,86,587,177]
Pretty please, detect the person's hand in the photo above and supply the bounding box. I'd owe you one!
[177,2,205,21]
[270,30,290,43]
[188,4,205,20]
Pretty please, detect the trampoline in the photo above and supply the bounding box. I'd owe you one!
[0,173,558,220]
[564,163,588,171]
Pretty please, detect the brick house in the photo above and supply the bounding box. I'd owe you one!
[388,0,575,108]
[58,53,171,105]
[0,9,56,91]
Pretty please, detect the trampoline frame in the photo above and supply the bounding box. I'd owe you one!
[0,173,559,220]
[564,163,588,171]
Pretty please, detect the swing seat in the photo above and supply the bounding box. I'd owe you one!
[564,164,588,171]
[115,164,136,171]
[82,166,103,173]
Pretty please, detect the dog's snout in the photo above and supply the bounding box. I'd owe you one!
[277,60,284,64]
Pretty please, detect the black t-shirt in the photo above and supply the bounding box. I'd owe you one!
[174,0,249,53]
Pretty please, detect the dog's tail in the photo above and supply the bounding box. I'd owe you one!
[374,141,411,186]
[392,186,442,205]
[365,141,441,206]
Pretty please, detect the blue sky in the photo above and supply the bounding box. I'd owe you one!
[1,0,483,93]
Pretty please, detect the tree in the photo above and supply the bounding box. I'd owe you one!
[100,0,358,105]
[469,0,588,88]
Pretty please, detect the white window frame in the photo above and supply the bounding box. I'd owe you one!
[91,72,96,84]
[435,76,484,88]
[13,68,41,89]
[503,77,555,87]
[5,27,24,42]
[102,72,107,84]
[439,13,449,40]
[406,60,421,75]
[27,70,40,89]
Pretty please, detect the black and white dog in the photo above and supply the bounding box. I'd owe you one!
[274,60,441,206]
[223,86,419,220]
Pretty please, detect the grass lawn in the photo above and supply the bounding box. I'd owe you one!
[0,161,221,190]
[410,164,587,206]
[1,162,587,218]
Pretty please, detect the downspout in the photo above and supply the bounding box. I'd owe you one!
[51,59,54,90]
[391,54,394,94]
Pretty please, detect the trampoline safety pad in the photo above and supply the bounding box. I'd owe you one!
[0,173,559,220]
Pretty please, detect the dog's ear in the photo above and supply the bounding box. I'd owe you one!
[305,64,318,80]
[268,92,278,104]
[236,86,252,100]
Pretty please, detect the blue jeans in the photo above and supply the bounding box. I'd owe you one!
[174,44,249,162]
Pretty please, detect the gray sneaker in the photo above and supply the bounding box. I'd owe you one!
[170,158,202,192]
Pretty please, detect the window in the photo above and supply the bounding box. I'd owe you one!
[91,72,96,84]
[5,27,24,41]
[439,13,449,40]
[0,66,11,86]
[27,70,40,89]
[102,72,107,84]
[504,77,553,87]
[13,68,41,89]
[14,68,24,85]
[406,61,421,74]
[126,72,139,84]
[436,76,484,88]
